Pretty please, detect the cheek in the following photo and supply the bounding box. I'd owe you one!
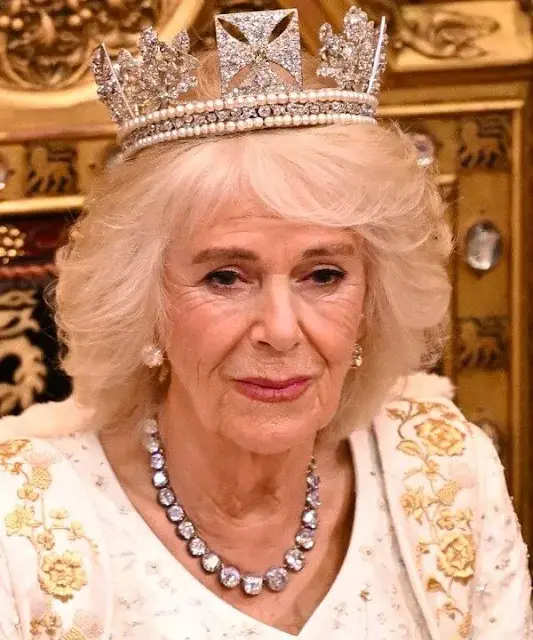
[164,289,248,377]
[302,285,366,367]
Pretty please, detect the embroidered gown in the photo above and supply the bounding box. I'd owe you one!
[0,392,531,639]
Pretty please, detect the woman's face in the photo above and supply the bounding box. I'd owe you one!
[164,207,366,454]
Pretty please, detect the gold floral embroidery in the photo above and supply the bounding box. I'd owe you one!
[0,439,99,639]
[388,400,475,635]
[438,532,475,583]
[39,551,88,602]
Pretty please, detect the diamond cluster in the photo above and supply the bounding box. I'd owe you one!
[91,7,388,158]
[142,416,321,597]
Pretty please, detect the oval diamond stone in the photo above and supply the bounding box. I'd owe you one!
[285,548,305,572]
[144,435,161,454]
[150,452,165,470]
[306,473,320,490]
[158,488,175,507]
[242,575,263,596]
[177,519,195,540]
[220,566,241,589]
[152,470,169,489]
[188,537,207,557]
[201,552,221,574]
[306,490,320,509]
[295,528,315,551]
[265,566,288,592]
[166,504,184,523]
[302,508,317,529]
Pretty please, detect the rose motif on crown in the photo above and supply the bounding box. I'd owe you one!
[437,532,475,583]
[0,0,166,90]
[39,551,87,602]
[415,418,466,456]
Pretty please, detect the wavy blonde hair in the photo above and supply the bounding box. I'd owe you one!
[52,55,452,438]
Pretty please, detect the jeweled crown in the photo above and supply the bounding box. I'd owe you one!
[92,7,388,159]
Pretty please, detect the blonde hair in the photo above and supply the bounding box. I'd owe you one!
[52,55,452,438]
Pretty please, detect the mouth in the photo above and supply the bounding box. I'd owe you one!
[232,377,312,403]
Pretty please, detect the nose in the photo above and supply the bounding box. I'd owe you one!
[250,275,302,353]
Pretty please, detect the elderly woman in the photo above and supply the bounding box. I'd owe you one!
[0,7,531,640]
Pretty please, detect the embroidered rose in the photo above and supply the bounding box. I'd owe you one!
[401,488,429,523]
[39,551,87,602]
[5,505,39,536]
[437,532,475,583]
[415,418,465,456]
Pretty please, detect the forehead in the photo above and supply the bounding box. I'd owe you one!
[184,206,358,253]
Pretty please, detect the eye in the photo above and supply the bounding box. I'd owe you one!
[204,269,243,288]
[307,267,346,286]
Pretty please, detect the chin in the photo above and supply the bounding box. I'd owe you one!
[222,417,323,456]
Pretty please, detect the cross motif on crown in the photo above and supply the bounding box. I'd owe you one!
[216,9,303,97]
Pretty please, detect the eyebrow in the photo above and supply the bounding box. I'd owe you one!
[191,242,356,265]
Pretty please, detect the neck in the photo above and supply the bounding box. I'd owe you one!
[155,393,315,567]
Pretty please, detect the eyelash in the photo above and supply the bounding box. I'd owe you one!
[204,268,346,288]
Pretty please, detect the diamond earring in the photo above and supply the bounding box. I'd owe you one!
[141,344,164,368]
[350,343,363,369]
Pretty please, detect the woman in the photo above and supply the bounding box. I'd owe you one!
[0,7,531,640]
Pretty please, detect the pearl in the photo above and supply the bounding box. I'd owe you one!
[302,115,310,125]
[206,100,215,111]
[289,91,299,102]
[185,102,195,114]
[254,117,264,128]
[278,93,289,104]
[178,128,187,138]
[326,89,335,100]
[308,90,318,101]
[274,115,284,126]
[318,113,327,125]
[186,127,194,137]
[195,102,206,114]
[176,105,185,117]
[193,125,202,136]
[167,107,176,117]
[140,116,147,124]
[225,97,235,108]
[237,120,246,131]
[208,123,217,134]
[214,99,224,110]
[236,96,246,106]
[266,93,277,104]
[245,96,256,107]
[200,124,209,135]
[256,94,267,106]
[265,116,274,127]
[245,118,255,129]
[226,121,237,132]
[216,122,225,133]
[282,114,292,126]
[292,115,302,126]
[309,114,318,125]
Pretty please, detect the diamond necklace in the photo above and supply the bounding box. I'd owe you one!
[141,415,321,597]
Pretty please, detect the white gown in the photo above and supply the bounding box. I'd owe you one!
[0,427,431,640]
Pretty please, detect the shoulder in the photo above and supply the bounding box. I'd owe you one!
[0,395,95,441]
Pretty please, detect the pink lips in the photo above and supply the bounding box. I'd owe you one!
[233,377,312,403]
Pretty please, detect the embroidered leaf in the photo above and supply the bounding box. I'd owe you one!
[397,440,424,457]
[387,408,405,421]
[426,577,446,593]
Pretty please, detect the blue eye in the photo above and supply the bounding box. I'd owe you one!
[205,269,241,287]
[309,268,346,286]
